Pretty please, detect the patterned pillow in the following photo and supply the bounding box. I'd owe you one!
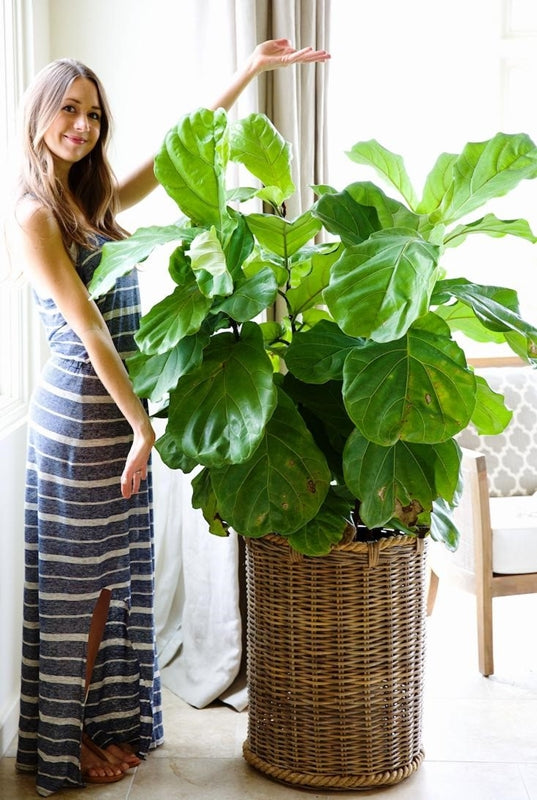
[456,366,537,497]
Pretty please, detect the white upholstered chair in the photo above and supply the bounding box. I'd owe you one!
[427,361,537,676]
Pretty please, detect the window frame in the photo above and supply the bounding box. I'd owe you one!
[0,0,40,438]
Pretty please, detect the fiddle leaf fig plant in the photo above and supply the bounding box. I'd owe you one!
[89,110,537,556]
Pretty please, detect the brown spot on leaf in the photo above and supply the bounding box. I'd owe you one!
[395,498,424,526]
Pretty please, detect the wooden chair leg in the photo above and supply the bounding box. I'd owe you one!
[476,590,494,677]
[426,568,440,616]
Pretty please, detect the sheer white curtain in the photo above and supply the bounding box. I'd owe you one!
[153,0,330,711]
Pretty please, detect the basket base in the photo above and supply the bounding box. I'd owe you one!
[243,741,425,791]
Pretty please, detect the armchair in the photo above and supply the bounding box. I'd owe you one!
[427,361,537,676]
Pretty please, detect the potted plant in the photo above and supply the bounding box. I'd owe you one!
[89,110,537,788]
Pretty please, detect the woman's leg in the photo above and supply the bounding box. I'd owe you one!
[82,589,141,776]
[85,589,112,696]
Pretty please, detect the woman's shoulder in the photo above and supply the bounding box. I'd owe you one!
[6,197,72,279]
[13,196,60,238]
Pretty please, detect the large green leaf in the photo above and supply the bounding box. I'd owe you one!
[433,279,537,346]
[312,187,381,245]
[434,301,506,344]
[285,319,364,383]
[417,152,458,214]
[343,315,476,445]
[224,208,255,279]
[155,108,229,228]
[186,226,233,298]
[324,229,440,342]
[165,322,277,468]
[286,243,342,316]
[88,223,192,298]
[313,182,422,247]
[282,374,354,452]
[431,132,537,225]
[470,375,513,435]
[212,267,278,322]
[191,468,229,536]
[154,428,198,473]
[430,497,460,551]
[209,389,330,536]
[504,330,537,363]
[444,213,537,248]
[286,489,351,555]
[229,113,295,206]
[344,182,422,230]
[126,327,210,401]
[346,140,419,208]
[135,273,213,355]
[245,210,322,259]
[242,247,287,287]
[343,430,461,528]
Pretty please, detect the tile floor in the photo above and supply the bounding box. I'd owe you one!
[2,580,537,799]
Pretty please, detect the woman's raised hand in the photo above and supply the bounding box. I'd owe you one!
[209,37,330,113]
[251,38,330,73]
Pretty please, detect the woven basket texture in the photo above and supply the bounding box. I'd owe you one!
[243,534,427,790]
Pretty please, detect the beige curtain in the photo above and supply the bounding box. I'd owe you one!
[153,0,330,712]
[259,0,331,216]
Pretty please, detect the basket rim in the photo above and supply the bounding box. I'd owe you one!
[246,531,427,556]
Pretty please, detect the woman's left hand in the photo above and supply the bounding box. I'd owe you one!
[251,38,331,73]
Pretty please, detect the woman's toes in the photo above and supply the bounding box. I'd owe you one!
[106,743,141,767]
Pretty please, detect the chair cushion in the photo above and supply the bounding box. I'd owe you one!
[457,366,537,497]
[489,495,537,574]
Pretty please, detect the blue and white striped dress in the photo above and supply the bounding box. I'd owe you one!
[16,239,164,797]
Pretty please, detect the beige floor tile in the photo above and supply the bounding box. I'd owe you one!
[519,763,537,800]
[0,757,136,800]
[359,761,528,800]
[156,691,247,759]
[127,755,530,800]
[128,754,345,800]
[424,696,537,762]
[0,761,41,800]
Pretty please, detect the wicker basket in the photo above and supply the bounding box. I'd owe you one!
[243,533,428,790]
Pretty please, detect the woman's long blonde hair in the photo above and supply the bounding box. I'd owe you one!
[19,58,126,250]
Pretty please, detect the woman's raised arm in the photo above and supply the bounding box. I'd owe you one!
[116,38,330,211]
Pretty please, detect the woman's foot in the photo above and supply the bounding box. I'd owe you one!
[81,739,126,784]
[104,742,142,768]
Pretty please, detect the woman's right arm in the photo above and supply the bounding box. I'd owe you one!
[9,200,155,499]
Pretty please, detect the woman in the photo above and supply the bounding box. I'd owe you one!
[7,39,330,796]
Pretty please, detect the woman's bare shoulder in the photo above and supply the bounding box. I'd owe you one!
[12,196,60,239]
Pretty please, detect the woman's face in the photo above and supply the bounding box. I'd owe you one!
[43,76,102,178]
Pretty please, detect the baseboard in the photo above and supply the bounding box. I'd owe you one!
[0,696,19,757]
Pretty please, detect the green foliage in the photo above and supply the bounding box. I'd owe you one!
[88,110,537,555]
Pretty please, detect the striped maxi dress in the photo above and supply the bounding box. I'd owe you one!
[16,238,164,797]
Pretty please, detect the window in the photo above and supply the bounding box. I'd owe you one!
[0,0,39,435]
[327,0,537,355]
